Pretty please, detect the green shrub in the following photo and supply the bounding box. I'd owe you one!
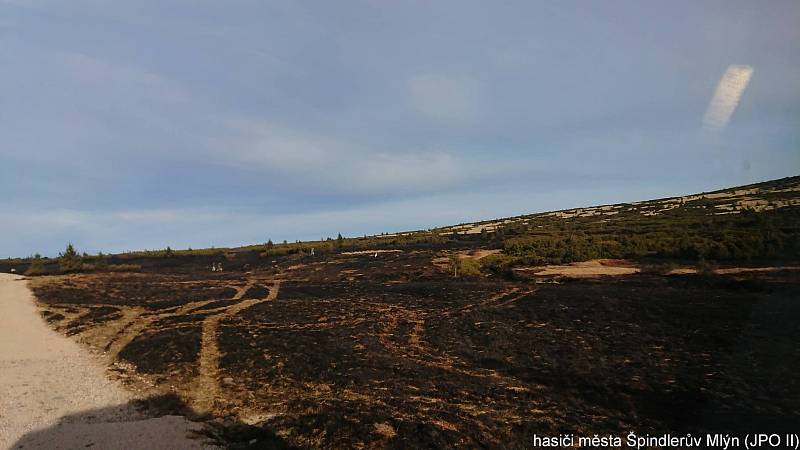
[480,253,517,270]
[479,253,519,279]
[58,243,82,273]
[94,253,109,271]
[458,258,482,278]
[24,258,47,276]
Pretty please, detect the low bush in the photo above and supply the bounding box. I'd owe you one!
[107,264,142,272]
[458,258,482,278]
[24,258,47,276]
[640,262,677,275]
[696,259,718,277]
[58,243,83,273]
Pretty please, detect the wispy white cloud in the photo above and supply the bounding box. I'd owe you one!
[0,50,196,163]
[353,152,463,192]
[222,120,331,172]
[58,52,161,85]
[408,74,480,126]
[55,51,190,110]
[220,119,470,195]
[116,209,183,224]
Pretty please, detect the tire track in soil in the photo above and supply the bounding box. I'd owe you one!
[378,287,537,391]
[443,287,534,317]
[104,300,217,358]
[374,287,545,430]
[194,280,282,412]
[231,281,254,300]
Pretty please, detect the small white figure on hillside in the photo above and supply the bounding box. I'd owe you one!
[10,268,16,273]
[374,252,378,258]
[211,264,217,272]
[217,263,224,272]
[310,248,315,256]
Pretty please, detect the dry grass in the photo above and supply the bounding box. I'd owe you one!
[516,259,640,278]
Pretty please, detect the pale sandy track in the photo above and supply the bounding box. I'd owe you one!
[195,280,282,412]
[0,273,215,450]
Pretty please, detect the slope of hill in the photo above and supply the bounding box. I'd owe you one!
[3,175,799,275]
[11,176,800,448]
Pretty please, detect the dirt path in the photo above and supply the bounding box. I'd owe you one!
[0,274,215,450]
[104,299,217,358]
[194,280,282,412]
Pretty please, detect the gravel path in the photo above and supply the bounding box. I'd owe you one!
[0,273,215,449]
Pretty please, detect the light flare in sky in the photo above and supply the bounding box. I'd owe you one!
[703,64,754,129]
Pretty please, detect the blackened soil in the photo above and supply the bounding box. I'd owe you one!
[217,274,800,448]
[29,255,800,449]
[119,324,203,376]
[32,273,238,310]
[241,285,269,299]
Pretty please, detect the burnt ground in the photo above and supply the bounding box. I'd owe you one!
[28,250,800,449]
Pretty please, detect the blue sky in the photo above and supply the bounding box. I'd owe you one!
[1,1,798,257]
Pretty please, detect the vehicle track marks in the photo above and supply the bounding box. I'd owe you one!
[378,286,538,394]
[105,300,216,358]
[194,280,281,412]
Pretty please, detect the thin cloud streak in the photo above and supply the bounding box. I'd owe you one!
[218,119,475,195]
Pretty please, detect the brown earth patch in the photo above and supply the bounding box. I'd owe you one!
[516,259,640,278]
